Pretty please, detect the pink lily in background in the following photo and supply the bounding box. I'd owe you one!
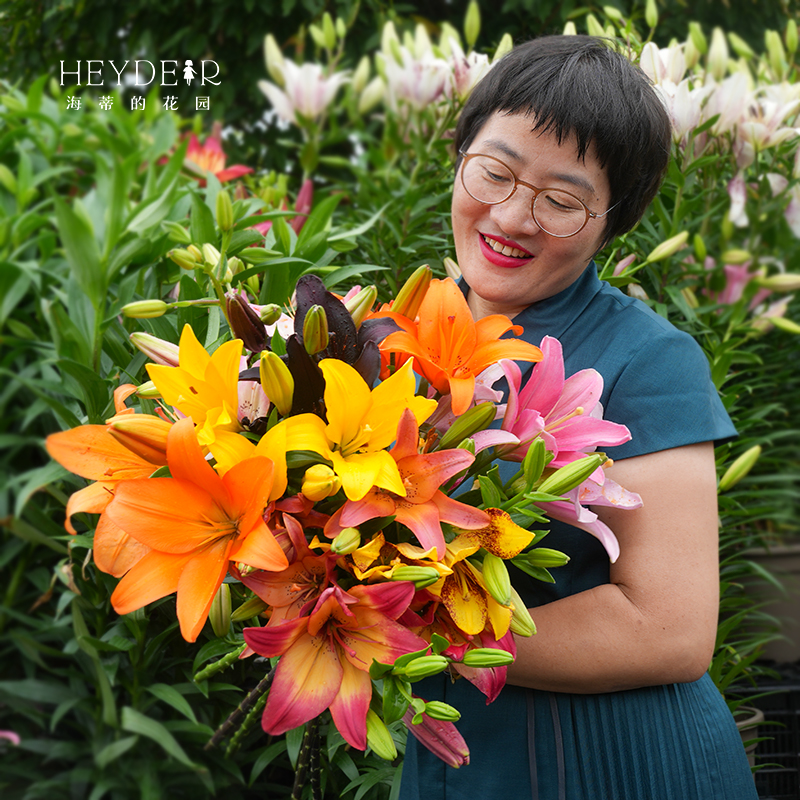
[251,178,314,237]
[498,336,631,467]
[0,730,20,746]
[444,38,492,101]
[383,47,450,111]
[243,581,427,750]
[402,705,470,768]
[258,62,349,125]
[325,409,489,559]
[185,126,254,185]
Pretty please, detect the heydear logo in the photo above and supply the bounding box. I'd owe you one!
[58,59,221,87]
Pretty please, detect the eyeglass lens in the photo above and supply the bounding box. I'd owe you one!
[462,155,589,237]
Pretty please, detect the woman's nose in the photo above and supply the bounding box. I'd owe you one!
[489,189,542,237]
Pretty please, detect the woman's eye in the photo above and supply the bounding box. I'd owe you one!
[483,169,511,183]
[545,194,581,213]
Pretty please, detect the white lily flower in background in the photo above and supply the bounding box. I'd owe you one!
[445,38,492,101]
[640,42,687,85]
[258,61,350,125]
[727,172,749,227]
[703,72,751,135]
[653,79,710,144]
[383,46,450,111]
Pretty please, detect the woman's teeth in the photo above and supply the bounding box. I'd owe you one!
[482,235,528,258]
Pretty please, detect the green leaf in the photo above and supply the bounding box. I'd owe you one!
[126,178,179,235]
[95,736,139,769]
[56,359,112,422]
[190,192,217,245]
[328,203,389,242]
[54,196,104,307]
[285,724,305,768]
[121,707,198,769]
[13,461,69,518]
[323,263,390,289]
[147,683,198,724]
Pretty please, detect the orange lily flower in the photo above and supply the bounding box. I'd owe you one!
[379,278,543,416]
[185,131,254,185]
[104,417,288,642]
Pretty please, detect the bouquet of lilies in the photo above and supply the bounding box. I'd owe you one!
[46,266,639,770]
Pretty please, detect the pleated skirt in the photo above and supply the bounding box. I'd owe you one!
[399,673,758,800]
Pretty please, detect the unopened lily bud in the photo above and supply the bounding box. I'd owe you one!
[457,438,476,455]
[424,701,461,722]
[302,463,341,503]
[603,5,624,22]
[186,244,203,262]
[106,414,171,465]
[230,595,269,622]
[216,190,234,232]
[264,34,285,86]
[627,284,649,302]
[202,243,222,269]
[517,547,570,568]
[443,256,462,281]
[585,14,606,38]
[121,299,168,319]
[259,303,282,325]
[135,380,161,399]
[693,233,707,261]
[728,32,755,59]
[562,21,577,36]
[771,317,800,334]
[689,21,708,54]
[481,553,511,606]
[130,332,180,366]
[708,27,729,80]
[227,256,244,275]
[322,12,337,51]
[358,76,385,115]
[344,285,377,328]
[522,436,547,488]
[645,231,689,263]
[493,32,514,61]
[309,24,326,50]
[162,220,192,244]
[381,21,400,56]
[303,304,329,354]
[537,453,606,497]
[438,401,496,448]
[352,56,371,94]
[721,248,752,265]
[393,265,432,319]
[684,34,701,70]
[681,287,699,309]
[259,351,294,416]
[755,273,800,291]
[464,0,480,48]
[209,583,231,637]
[644,0,658,28]
[461,648,514,668]
[226,291,267,353]
[509,586,536,636]
[335,17,346,39]
[331,526,361,554]
[366,709,397,761]
[718,445,762,492]
[391,566,442,589]
[765,29,786,78]
[397,655,450,680]
[786,19,798,55]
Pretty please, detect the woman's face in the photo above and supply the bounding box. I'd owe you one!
[452,111,612,320]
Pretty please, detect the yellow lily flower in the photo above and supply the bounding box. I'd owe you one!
[284,359,436,501]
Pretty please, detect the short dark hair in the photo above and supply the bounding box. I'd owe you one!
[454,35,671,248]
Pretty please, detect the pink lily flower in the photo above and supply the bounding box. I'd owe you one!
[258,62,349,125]
[383,48,450,111]
[498,336,631,467]
[251,178,314,237]
[403,704,470,768]
[243,581,427,750]
[447,627,517,704]
[444,38,492,101]
[324,409,490,559]
[185,129,253,185]
[0,730,20,746]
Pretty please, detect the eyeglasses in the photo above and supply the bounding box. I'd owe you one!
[458,150,617,238]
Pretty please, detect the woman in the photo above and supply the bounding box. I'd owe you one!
[400,36,757,799]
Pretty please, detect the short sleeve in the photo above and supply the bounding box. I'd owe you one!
[601,329,737,460]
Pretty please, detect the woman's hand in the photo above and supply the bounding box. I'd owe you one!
[506,441,720,693]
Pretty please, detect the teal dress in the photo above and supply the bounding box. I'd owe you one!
[399,264,756,800]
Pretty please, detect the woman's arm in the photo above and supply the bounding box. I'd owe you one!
[505,441,720,694]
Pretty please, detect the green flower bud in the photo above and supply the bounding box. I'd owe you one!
[585,14,606,38]
[493,33,514,61]
[522,436,547,489]
[331,526,361,554]
[230,594,269,622]
[336,17,346,40]
[397,655,450,680]
[366,709,397,761]
[765,29,786,78]
[718,445,761,492]
[537,453,606,497]
[438,401,496,449]
[259,350,294,416]
[689,21,708,54]
[708,27,729,80]
[423,700,461,722]
[344,285,377,328]
[627,284,649,302]
[516,547,570,568]
[168,247,200,270]
[443,256,462,281]
[358,76,385,115]
[390,566,443,589]
[684,34,701,70]
[352,56,371,94]
[130,332,180,366]
[264,34,285,86]
[381,21,400,57]
[302,304,329,354]
[754,273,800,291]
[216,190,234,232]
[562,21,577,36]
[202,243,222,270]
[393,264,432,319]
[162,220,192,244]
[187,244,203,262]
[322,12,337,51]
[259,303,283,325]
[603,5,624,22]
[509,585,536,637]
[727,32,755,59]
[720,248,752,265]
[644,0,658,29]
[209,583,231,637]
[481,553,511,606]
[227,256,244,275]
[460,648,514,668]
[135,380,161,399]
[122,299,169,319]
[464,0,480,48]
[786,19,798,55]
[693,233,707,262]
[645,231,689,263]
[680,287,699,309]
[309,24,327,50]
